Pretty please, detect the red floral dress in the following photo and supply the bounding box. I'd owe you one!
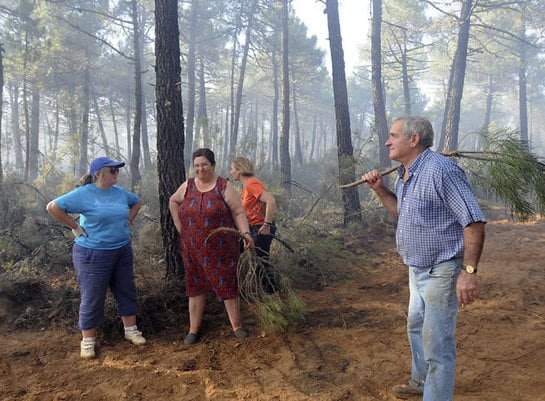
[178,177,240,300]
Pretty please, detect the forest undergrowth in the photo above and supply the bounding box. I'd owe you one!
[0,175,382,341]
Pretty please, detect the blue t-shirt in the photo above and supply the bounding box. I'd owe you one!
[53,184,140,250]
[395,149,487,267]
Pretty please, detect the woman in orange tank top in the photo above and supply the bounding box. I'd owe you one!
[230,156,278,293]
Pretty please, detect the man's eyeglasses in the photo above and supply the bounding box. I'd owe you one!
[108,167,120,174]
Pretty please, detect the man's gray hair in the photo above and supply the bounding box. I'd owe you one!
[393,116,434,149]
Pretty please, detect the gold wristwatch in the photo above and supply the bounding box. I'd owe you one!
[463,265,477,274]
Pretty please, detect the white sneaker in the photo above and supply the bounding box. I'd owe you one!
[124,329,146,345]
[80,339,96,359]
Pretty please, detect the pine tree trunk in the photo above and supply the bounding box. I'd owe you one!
[197,58,210,147]
[292,90,303,166]
[271,51,279,170]
[155,0,185,279]
[371,0,390,170]
[0,46,4,183]
[518,6,528,147]
[28,86,40,181]
[109,97,121,156]
[326,0,361,226]
[440,0,472,152]
[130,0,142,192]
[93,94,110,157]
[230,0,258,164]
[280,0,291,194]
[184,0,198,169]
[10,84,24,166]
[78,63,90,176]
[401,46,411,116]
[139,8,152,171]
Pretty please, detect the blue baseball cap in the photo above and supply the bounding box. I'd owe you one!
[90,157,125,176]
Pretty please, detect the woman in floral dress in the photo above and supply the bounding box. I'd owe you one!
[169,148,254,345]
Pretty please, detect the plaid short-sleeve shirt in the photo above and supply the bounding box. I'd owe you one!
[395,149,486,268]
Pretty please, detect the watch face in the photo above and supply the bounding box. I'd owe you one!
[465,265,475,273]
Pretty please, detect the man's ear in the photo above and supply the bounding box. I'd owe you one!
[410,133,420,148]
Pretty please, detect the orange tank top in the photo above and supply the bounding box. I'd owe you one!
[241,176,265,225]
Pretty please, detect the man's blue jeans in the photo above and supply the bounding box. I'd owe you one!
[72,243,137,330]
[407,259,460,401]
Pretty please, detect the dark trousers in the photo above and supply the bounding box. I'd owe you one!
[250,224,278,293]
[72,243,137,330]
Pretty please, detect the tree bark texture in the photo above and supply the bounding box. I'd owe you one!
[440,0,473,152]
[271,51,279,170]
[125,86,132,161]
[155,0,185,279]
[326,0,361,226]
[371,0,390,170]
[29,86,40,180]
[93,94,110,157]
[10,85,24,166]
[280,0,291,193]
[184,0,198,170]
[518,6,528,147]
[230,0,258,164]
[109,98,121,156]
[401,45,411,116]
[0,45,4,183]
[78,63,90,176]
[292,90,303,166]
[197,58,210,147]
[139,8,152,171]
[130,0,143,193]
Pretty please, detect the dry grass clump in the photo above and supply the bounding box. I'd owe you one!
[237,249,305,334]
[206,227,305,334]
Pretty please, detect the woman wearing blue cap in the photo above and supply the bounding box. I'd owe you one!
[46,156,145,359]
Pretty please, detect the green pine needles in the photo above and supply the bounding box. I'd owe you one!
[237,249,305,334]
[452,129,545,221]
[206,227,305,334]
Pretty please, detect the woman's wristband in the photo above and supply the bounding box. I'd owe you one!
[263,221,273,226]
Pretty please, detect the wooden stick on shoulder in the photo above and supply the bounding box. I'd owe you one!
[340,165,400,189]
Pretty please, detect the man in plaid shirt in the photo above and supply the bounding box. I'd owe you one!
[362,116,486,400]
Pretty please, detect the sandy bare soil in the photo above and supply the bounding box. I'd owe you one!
[1,217,544,401]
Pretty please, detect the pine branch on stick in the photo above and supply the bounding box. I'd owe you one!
[340,130,545,221]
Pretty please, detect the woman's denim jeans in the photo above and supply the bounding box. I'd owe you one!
[408,259,461,401]
[72,243,137,330]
